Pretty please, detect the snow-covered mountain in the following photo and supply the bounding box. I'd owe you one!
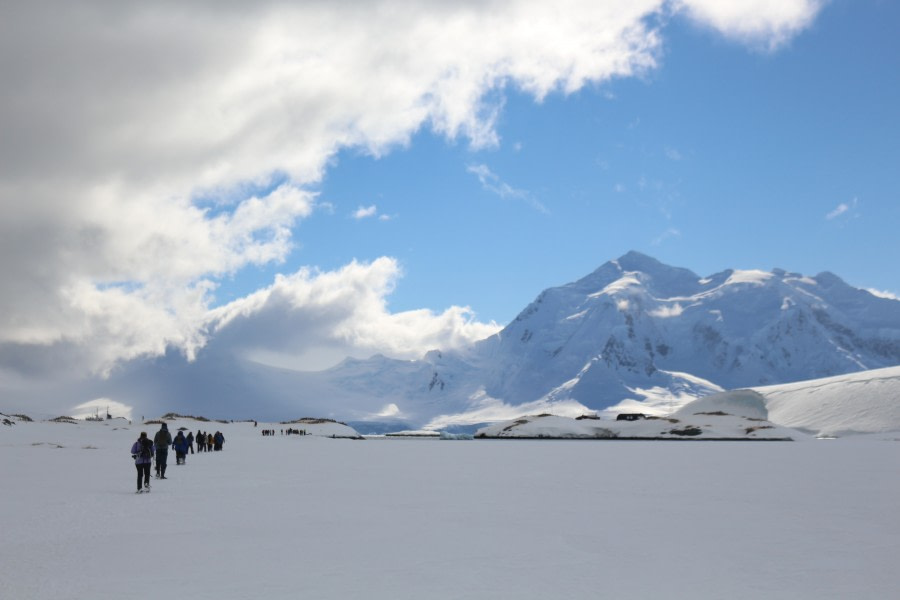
[466,251,900,414]
[323,250,900,430]
[35,252,899,433]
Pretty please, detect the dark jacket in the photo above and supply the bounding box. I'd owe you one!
[173,432,188,453]
[154,425,172,450]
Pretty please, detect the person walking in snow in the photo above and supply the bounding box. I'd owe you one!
[154,423,172,478]
[196,430,204,452]
[213,430,224,451]
[131,432,154,493]
[172,430,188,465]
[186,431,194,454]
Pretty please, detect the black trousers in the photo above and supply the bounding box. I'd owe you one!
[156,449,168,476]
[136,462,151,489]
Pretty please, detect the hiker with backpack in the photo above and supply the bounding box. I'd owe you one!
[131,432,154,493]
[186,431,194,454]
[172,430,189,465]
[154,423,172,478]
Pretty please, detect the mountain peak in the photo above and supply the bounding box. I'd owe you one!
[606,251,701,298]
[614,250,664,271]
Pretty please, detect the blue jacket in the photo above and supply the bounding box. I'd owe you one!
[131,438,154,465]
[172,433,188,453]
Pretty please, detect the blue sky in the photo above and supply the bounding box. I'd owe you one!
[1,0,898,386]
[222,0,900,326]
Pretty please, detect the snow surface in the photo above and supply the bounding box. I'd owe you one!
[3,416,899,599]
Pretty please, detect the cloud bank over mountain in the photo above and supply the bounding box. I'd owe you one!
[0,1,822,385]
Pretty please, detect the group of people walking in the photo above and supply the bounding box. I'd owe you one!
[130,423,225,493]
[195,429,225,452]
[261,428,307,436]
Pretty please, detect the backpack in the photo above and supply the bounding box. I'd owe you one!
[139,438,153,459]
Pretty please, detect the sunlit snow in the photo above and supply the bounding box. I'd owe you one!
[2,415,898,599]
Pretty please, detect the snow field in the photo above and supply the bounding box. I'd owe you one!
[1,419,899,599]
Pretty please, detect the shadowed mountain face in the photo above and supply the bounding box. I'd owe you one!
[67,252,900,428]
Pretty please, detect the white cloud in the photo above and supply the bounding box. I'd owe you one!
[467,163,547,213]
[206,258,501,371]
[0,1,823,378]
[826,203,849,220]
[352,205,393,221]
[353,205,379,219]
[376,403,403,418]
[674,0,822,50]
[867,289,899,301]
[652,227,682,246]
[826,197,858,220]
[649,303,685,318]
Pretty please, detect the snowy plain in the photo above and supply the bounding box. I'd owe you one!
[2,417,899,600]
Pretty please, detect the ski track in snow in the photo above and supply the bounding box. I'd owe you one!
[1,419,899,599]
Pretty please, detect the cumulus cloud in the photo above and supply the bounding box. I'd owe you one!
[0,0,822,378]
[0,182,314,375]
[675,0,822,50]
[206,258,500,371]
[351,204,391,221]
[353,205,379,220]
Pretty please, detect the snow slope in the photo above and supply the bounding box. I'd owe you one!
[1,416,899,599]
[753,365,900,437]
